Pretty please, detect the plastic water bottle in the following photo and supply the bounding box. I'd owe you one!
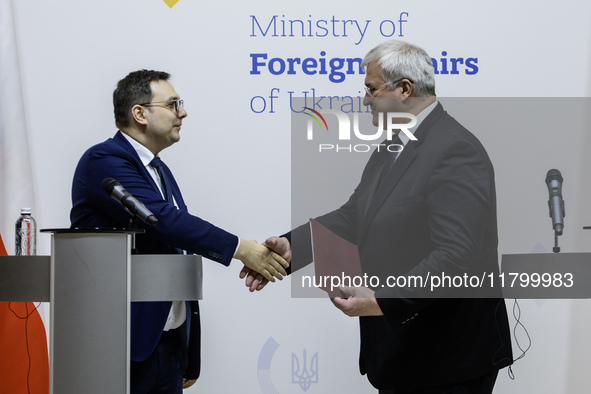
[15,208,36,256]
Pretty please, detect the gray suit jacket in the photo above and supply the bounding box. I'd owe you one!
[289,103,512,390]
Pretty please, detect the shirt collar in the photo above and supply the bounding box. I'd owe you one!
[398,99,439,146]
[121,132,156,167]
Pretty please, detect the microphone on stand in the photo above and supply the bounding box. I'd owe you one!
[545,169,564,252]
[545,169,564,235]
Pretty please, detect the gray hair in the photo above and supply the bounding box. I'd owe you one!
[362,40,436,97]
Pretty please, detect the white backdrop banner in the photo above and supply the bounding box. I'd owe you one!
[7,0,591,393]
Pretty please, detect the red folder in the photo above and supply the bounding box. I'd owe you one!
[310,218,363,297]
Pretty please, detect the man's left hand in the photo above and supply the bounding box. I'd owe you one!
[330,286,383,317]
[183,378,196,389]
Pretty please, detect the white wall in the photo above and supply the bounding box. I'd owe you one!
[8,0,591,392]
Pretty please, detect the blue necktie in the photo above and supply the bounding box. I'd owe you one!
[150,156,173,203]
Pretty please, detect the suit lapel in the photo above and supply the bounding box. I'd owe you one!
[357,146,391,214]
[112,131,160,191]
[358,141,418,241]
[160,161,187,212]
[113,131,187,211]
[357,103,446,242]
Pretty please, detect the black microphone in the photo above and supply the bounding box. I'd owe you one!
[545,169,565,235]
[101,178,158,227]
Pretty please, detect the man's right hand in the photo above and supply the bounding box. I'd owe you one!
[239,236,291,291]
[234,239,288,282]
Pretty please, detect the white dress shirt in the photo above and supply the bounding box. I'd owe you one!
[121,132,185,331]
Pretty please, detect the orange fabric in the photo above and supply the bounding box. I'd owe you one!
[0,232,6,255]
[0,233,49,394]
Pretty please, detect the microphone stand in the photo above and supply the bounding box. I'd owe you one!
[128,216,139,255]
[553,230,560,253]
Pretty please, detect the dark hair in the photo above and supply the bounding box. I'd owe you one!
[113,69,170,128]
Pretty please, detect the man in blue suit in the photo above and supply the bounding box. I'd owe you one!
[70,70,288,393]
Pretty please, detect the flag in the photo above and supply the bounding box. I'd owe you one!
[0,0,49,392]
[0,231,6,255]
[0,232,49,394]
[0,0,36,248]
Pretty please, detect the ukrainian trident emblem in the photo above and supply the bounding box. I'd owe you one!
[291,349,318,391]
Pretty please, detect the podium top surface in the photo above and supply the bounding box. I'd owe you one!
[41,228,145,234]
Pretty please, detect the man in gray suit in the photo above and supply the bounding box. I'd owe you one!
[244,40,513,393]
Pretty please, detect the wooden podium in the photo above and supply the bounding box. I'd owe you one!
[0,230,203,394]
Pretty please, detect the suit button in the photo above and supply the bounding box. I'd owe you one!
[208,251,222,260]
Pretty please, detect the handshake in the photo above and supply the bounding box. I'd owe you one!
[235,235,383,316]
[234,236,291,292]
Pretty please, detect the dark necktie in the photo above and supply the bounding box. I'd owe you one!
[364,136,403,216]
[150,156,173,203]
[151,157,192,338]
[378,135,404,185]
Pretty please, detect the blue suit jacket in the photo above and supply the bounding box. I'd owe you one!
[70,131,238,378]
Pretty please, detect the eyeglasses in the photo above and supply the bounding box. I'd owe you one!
[140,99,184,113]
[364,78,413,97]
